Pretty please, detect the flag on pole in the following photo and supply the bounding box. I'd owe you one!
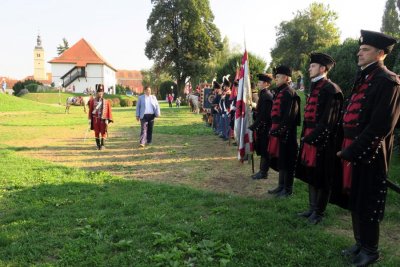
[234,50,254,161]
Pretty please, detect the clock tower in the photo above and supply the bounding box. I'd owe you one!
[33,34,46,80]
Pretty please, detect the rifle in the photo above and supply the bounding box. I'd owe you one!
[387,179,400,194]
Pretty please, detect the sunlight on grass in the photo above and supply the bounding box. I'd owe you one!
[0,93,399,266]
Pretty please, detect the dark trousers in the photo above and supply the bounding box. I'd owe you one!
[260,156,270,174]
[140,114,155,145]
[308,185,330,215]
[351,212,379,253]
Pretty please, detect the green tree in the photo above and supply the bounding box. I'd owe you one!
[215,52,267,85]
[381,0,400,37]
[381,0,400,74]
[271,2,340,70]
[159,81,178,100]
[145,0,222,97]
[57,38,69,55]
[303,38,359,96]
[12,79,43,96]
[141,67,172,99]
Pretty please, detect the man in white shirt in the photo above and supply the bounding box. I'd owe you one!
[136,86,161,147]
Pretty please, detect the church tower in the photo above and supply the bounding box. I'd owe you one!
[33,34,46,80]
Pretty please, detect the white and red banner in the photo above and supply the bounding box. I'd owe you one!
[234,51,254,161]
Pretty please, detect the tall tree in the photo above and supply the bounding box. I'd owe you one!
[141,67,172,98]
[57,38,69,55]
[270,3,340,70]
[145,0,222,97]
[381,0,400,37]
[216,53,267,85]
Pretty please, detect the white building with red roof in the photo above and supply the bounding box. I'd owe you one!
[49,38,116,94]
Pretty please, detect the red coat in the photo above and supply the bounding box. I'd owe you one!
[88,97,113,130]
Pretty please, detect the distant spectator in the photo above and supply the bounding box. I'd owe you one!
[167,93,173,108]
[176,97,181,108]
[1,78,6,93]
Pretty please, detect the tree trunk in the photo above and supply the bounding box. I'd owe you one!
[177,78,186,98]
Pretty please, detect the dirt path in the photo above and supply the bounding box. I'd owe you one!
[13,123,279,198]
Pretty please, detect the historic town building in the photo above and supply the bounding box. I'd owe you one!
[49,38,117,94]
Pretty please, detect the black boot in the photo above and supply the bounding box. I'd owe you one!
[352,221,380,266]
[268,170,284,194]
[342,213,361,258]
[251,171,268,180]
[308,188,330,224]
[95,138,101,150]
[252,157,269,180]
[100,138,105,150]
[276,170,293,198]
[298,184,317,218]
[352,249,380,267]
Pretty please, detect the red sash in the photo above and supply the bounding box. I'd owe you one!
[301,128,317,167]
[267,123,280,157]
[341,138,353,189]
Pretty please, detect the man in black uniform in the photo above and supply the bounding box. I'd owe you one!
[267,66,301,197]
[211,81,221,134]
[249,73,273,179]
[332,30,400,266]
[295,52,343,224]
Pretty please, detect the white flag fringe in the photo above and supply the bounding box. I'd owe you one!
[234,51,254,161]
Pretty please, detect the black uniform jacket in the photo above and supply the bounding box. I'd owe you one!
[250,88,273,157]
[296,78,343,190]
[330,62,400,222]
[269,83,301,172]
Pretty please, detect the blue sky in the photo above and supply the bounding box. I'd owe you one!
[0,0,387,79]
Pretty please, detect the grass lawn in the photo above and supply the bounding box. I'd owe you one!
[21,92,137,106]
[0,93,399,266]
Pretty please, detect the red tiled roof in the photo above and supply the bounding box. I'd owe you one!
[116,70,143,93]
[24,72,52,84]
[116,70,142,79]
[48,38,116,71]
[1,77,19,89]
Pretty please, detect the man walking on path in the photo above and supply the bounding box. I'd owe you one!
[136,86,161,147]
[88,84,113,150]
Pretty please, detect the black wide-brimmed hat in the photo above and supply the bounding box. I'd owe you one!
[257,73,273,83]
[359,30,397,54]
[273,66,292,77]
[310,52,336,70]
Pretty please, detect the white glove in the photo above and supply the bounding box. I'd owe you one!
[105,119,109,125]
[88,119,91,124]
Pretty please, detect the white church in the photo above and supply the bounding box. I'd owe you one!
[49,38,116,94]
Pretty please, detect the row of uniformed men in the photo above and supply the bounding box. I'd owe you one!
[248,30,400,266]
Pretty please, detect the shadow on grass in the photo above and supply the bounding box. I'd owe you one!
[0,179,355,267]
[1,149,399,266]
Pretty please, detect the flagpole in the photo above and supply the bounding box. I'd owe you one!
[243,27,254,173]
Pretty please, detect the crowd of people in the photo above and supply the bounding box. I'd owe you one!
[199,30,400,267]
[86,30,399,267]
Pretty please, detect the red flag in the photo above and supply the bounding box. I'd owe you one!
[234,51,254,161]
